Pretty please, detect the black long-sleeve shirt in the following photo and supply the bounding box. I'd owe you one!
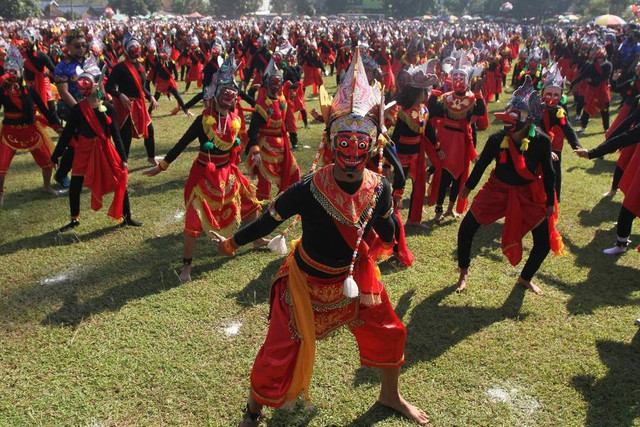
[234,171,394,278]
[540,106,581,150]
[391,115,438,156]
[589,128,640,159]
[52,102,126,162]
[466,130,556,206]
[105,60,153,100]
[572,61,612,87]
[23,50,56,81]
[0,86,59,126]
[163,114,231,164]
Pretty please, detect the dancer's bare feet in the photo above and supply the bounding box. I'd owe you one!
[455,268,469,293]
[252,237,269,248]
[445,208,460,219]
[603,189,617,198]
[179,264,192,282]
[405,221,429,229]
[147,157,159,166]
[378,394,429,425]
[517,277,543,295]
[44,185,60,196]
[434,211,445,223]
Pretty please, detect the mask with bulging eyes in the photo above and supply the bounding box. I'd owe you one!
[216,86,238,110]
[333,132,371,173]
[494,107,529,131]
[127,43,142,59]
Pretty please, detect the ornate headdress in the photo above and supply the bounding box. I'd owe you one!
[542,62,565,91]
[76,53,103,83]
[507,75,543,122]
[4,45,25,76]
[204,54,237,101]
[122,30,140,52]
[326,48,382,145]
[404,63,438,89]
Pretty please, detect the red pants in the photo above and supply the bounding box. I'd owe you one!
[250,275,406,407]
[0,140,53,177]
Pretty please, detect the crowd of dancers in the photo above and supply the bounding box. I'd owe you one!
[1,16,639,424]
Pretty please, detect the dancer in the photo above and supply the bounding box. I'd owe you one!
[105,32,159,166]
[144,56,265,282]
[455,76,563,294]
[52,55,139,231]
[211,50,428,427]
[245,60,300,201]
[0,46,61,204]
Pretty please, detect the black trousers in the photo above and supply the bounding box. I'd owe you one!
[69,175,131,218]
[617,205,636,239]
[120,117,155,159]
[552,150,562,202]
[457,212,551,281]
[152,87,186,112]
[436,169,461,210]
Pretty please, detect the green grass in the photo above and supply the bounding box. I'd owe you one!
[1,76,639,426]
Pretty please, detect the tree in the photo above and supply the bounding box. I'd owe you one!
[107,0,161,16]
[170,0,207,14]
[208,0,261,17]
[0,0,40,19]
[382,0,436,18]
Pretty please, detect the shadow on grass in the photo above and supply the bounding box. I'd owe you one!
[539,231,640,315]
[0,185,65,209]
[0,225,120,257]
[577,195,618,227]
[447,221,506,265]
[571,330,640,427]
[226,257,282,307]
[267,401,318,426]
[353,284,527,387]
[566,156,616,176]
[348,401,410,426]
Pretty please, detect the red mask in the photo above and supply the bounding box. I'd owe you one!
[495,107,526,131]
[334,132,370,172]
[77,76,94,97]
[266,75,283,95]
[542,87,561,108]
[452,73,467,93]
[216,86,238,110]
[127,45,141,59]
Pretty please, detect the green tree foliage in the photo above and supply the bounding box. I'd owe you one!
[382,0,436,18]
[0,0,40,19]
[170,0,207,14]
[208,0,261,17]
[107,0,161,16]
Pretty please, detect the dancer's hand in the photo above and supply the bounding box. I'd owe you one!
[459,185,471,200]
[393,196,403,210]
[437,149,446,160]
[252,152,262,166]
[209,230,234,256]
[184,109,193,117]
[573,148,589,158]
[119,93,132,110]
[551,152,559,161]
[143,165,161,177]
[150,97,159,111]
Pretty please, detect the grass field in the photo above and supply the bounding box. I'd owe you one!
[1,75,639,427]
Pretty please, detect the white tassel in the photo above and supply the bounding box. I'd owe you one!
[267,234,288,255]
[342,275,359,298]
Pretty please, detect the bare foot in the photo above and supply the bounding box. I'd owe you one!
[44,186,60,196]
[378,395,429,425]
[517,277,543,295]
[456,268,469,293]
[179,264,192,283]
[445,209,460,219]
[252,237,269,248]
[434,212,445,223]
[603,189,617,198]
[148,157,159,166]
[406,221,429,229]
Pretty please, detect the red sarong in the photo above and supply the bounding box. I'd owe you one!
[78,100,128,220]
[619,144,640,218]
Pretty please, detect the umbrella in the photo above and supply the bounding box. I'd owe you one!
[594,14,626,27]
[449,15,458,21]
[461,15,472,20]
[423,15,433,20]
[500,2,513,12]
[54,16,67,22]
[186,11,203,19]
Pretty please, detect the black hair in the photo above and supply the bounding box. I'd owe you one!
[65,29,86,45]
[396,86,424,108]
